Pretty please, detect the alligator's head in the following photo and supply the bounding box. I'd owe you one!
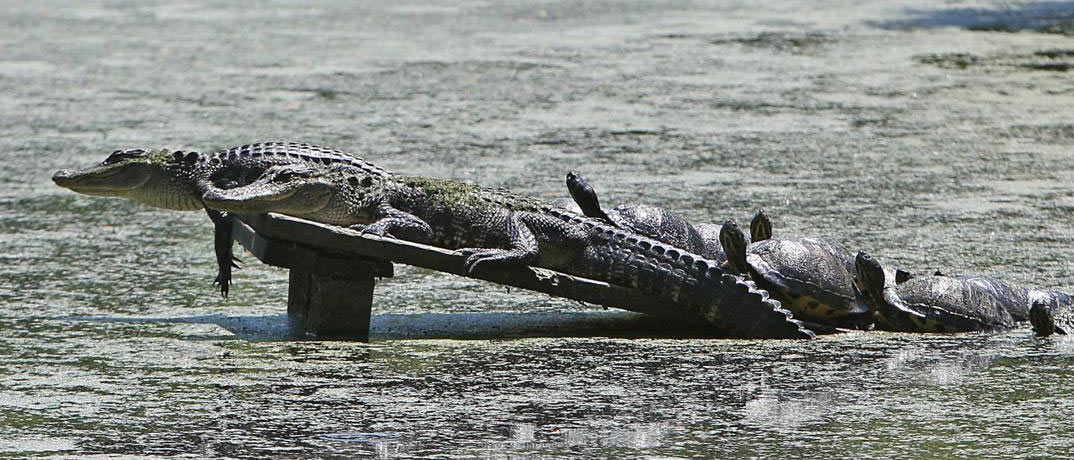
[201,164,341,219]
[52,148,202,211]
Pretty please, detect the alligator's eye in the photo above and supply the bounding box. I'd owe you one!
[102,148,148,165]
[269,167,316,183]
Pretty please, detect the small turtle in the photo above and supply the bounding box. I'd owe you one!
[719,220,873,329]
[565,171,722,261]
[855,251,1015,333]
[931,272,1039,322]
[749,210,913,285]
[1029,290,1074,336]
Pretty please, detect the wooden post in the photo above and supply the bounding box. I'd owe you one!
[286,256,392,338]
[231,215,393,338]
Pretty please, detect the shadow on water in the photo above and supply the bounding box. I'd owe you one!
[62,311,721,342]
[873,1,1074,34]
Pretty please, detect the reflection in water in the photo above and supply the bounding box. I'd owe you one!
[319,423,672,459]
[742,389,834,428]
[885,344,996,386]
[1056,335,1074,355]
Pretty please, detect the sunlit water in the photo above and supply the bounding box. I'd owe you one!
[2,0,1074,458]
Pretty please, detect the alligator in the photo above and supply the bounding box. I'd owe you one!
[52,142,390,297]
[200,164,816,339]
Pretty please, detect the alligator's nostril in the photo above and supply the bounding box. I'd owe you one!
[52,169,75,184]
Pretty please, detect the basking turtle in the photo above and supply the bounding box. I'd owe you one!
[719,220,873,329]
[749,210,913,285]
[855,252,1015,333]
[930,272,1039,322]
[1029,290,1074,336]
[565,171,723,261]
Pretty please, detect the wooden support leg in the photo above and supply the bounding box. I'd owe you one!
[288,270,312,319]
[286,256,392,339]
[304,271,377,338]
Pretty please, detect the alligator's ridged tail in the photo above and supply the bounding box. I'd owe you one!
[545,206,814,339]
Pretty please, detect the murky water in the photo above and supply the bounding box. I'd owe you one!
[3,0,1074,458]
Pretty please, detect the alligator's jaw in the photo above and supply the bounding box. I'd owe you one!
[53,163,203,211]
[53,168,146,196]
[202,182,333,218]
[202,188,295,215]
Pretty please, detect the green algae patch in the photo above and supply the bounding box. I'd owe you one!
[397,175,545,213]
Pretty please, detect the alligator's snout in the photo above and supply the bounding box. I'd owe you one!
[52,169,78,187]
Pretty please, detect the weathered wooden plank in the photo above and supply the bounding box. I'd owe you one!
[232,216,393,277]
[236,213,692,319]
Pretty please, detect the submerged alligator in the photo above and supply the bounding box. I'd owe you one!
[52,142,390,296]
[200,164,816,339]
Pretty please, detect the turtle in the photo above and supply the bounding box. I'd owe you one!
[564,171,724,261]
[719,219,873,330]
[854,251,1015,333]
[930,271,1042,322]
[748,210,914,285]
[1029,290,1074,336]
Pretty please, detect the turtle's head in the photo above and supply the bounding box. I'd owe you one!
[565,170,606,220]
[1030,301,1058,336]
[202,164,337,217]
[52,148,201,210]
[855,251,886,303]
[719,220,750,274]
[750,209,772,242]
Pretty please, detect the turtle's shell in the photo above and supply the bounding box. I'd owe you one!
[958,276,1030,322]
[878,275,1015,332]
[610,204,715,260]
[693,222,727,264]
[746,238,870,325]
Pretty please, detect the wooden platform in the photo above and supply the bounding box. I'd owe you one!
[231,213,691,338]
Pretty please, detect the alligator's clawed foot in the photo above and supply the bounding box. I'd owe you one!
[349,223,394,238]
[458,248,514,275]
[214,272,232,298]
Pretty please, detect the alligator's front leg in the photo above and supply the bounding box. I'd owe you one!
[460,213,539,275]
[350,203,434,243]
[206,208,240,298]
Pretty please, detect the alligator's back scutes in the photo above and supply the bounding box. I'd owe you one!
[539,203,812,339]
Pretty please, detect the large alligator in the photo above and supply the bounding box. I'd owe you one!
[200,164,816,339]
[52,142,390,296]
